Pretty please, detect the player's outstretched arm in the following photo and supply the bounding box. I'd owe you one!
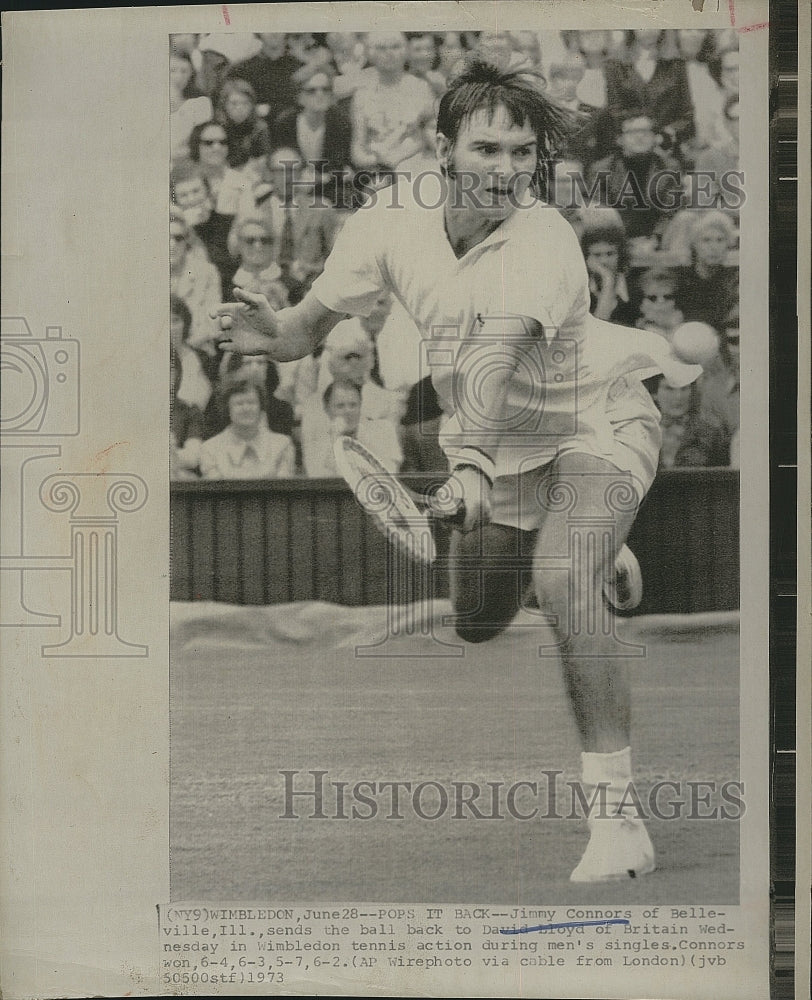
[212,287,344,361]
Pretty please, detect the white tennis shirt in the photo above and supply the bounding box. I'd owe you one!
[311,179,699,480]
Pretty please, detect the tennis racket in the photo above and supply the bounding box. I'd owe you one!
[333,436,465,565]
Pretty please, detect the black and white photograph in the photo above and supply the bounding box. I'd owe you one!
[1,2,797,998]
[170,22,746,907]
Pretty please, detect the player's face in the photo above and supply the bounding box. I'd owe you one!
[442,107,538,219]
[228,388,262,430]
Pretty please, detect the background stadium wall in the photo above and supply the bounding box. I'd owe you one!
[171,469,739,614]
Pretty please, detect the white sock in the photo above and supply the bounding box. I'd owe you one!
[581,746,633,818]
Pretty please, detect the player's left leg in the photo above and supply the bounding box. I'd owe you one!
[531,451,655,881]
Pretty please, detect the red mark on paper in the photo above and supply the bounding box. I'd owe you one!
[728,0,769,32]
[222,5,231,25]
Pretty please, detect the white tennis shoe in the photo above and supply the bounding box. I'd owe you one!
[603,544,643,612]
[570,813,656,882]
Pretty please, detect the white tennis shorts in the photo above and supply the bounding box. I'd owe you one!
[490,375,662,532]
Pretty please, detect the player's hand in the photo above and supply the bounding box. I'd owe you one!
[435,466,492,533]
[211,287,280,356]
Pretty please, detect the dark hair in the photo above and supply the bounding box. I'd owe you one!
[639,266,679,294]
[188,120,230,162]
[623,29,666,52]
[221,376,267,413]
[436,58,573,199]
[323,378,361,411]
[169,294,192,342]
[224,350,281,395]
[617,106,656,130]
[580,224,629,273]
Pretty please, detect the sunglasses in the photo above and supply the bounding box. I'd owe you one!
[241,235,273,246]
[644,292,675,302]
[302,85,331,93]
[200,137,227,146]
[341,352,365,361]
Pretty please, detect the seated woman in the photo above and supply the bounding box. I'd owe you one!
[170,47,212,162]
[199,377,296,480]
[205,351,295,441]
[187,119,250,216]
[580,222,637,324]
[215,78,271,169]
[302,379,402,478]
[675,210,738,333]
[229,215,290,308]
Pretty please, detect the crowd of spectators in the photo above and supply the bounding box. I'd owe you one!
[169,28,741,481]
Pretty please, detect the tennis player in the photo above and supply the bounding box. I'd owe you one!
[214,60,701,882]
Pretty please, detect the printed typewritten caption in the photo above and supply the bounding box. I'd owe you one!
[158,904,749,993]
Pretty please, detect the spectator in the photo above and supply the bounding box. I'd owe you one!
[587,108,681,246]
[438,31,466,78]
[188,119,250,215]
[510,31,543,71]
[604,29,694,155]
[230,216,290,308]
[205,352,295,441]
[580,223,636,324]
[215,78,270,169]
[635,267,684,338]
[350,31,436,174]
[171,160,237,290]
[195,33,262,102]
[712,45,740,102]
[476,31,524,72]
[227,33,303,122]
[169,208,222,350]
[170,294,214,412]
[302,379,402,477]
[200,377,296,480]
[651,374,729,468]
[675,210,738,332]
[574,30,610,109]
[170,346,204,480]
[406,32,447,97]
[170,47,212,161]
[270,65,353,204]
[694,93,739,188]
[300,324,403,476]
[698,306,740,459]
[236,146,341,296]
[676,28,724,155]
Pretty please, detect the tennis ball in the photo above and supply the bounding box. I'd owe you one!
[671,322,720,367]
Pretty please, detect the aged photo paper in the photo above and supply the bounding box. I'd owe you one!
[1,2,783,997]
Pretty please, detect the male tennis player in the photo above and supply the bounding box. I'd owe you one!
[214,60,701,882]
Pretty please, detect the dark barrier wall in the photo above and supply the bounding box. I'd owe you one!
[171,469,739,614]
